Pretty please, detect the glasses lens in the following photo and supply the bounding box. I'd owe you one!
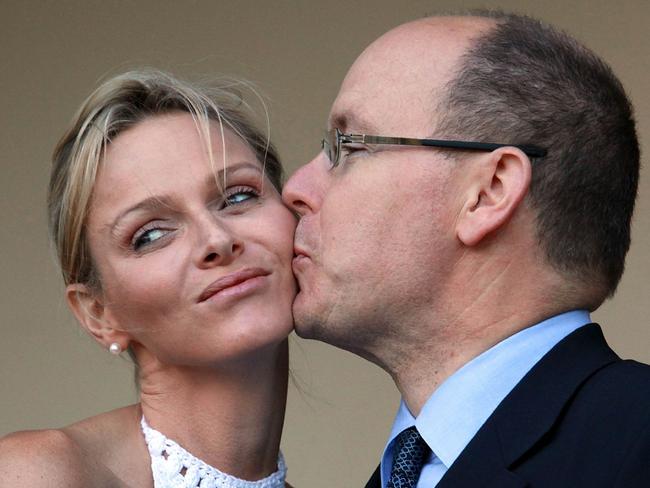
[321,137,331,162]
[323,129,338,167]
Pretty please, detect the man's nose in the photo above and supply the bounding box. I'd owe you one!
[282,153,329,216]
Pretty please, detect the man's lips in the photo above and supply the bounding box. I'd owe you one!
[292,247,311,271]
[198,268,270,303]
[293,245,310,259]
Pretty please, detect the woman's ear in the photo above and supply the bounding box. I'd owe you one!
[456,147,532,246]
[65,283,130,352]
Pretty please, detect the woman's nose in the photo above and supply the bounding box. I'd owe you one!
[194,216,244,269]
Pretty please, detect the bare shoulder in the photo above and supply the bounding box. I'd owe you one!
[0,428,92,487]
[0,405,145,488]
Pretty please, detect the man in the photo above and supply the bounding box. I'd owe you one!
[283,11,648,488]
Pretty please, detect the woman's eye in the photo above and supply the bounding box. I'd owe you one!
[132,227,168,251]
[221,187,260,209]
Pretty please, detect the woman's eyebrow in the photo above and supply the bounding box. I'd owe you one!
[210,161,262,187]
[107,196,176,235]
[107,161,263,235]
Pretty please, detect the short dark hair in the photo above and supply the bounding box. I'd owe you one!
[437,12,640,305]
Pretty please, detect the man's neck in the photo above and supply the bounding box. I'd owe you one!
[383,252,575,415]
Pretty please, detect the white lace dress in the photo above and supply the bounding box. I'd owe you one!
[140,416,287,488]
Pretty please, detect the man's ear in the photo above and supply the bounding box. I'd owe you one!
[65,283,130,352]
[456,147,532,246]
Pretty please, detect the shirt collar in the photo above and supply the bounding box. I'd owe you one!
[383,310,591,473]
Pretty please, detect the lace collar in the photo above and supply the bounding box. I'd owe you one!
[141,416,287,488]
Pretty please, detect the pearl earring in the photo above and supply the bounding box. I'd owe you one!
[108,342,122,355]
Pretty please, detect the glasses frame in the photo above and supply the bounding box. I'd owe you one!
[322,128,547,168]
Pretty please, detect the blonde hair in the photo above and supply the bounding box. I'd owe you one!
[48,69,283,289]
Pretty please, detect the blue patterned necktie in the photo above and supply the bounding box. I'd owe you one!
[386,426,431,488]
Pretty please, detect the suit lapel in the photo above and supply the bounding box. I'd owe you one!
[437,419,529,487]
[438,324,619,487]
[364,464,381,488]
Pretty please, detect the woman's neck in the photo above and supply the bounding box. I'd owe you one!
[136,340,289,481]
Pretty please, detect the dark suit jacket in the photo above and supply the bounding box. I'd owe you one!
[365,324,650,487]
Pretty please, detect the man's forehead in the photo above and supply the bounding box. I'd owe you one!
[327,17,492,134]
[328,82,435,136]
[328,68,443,137]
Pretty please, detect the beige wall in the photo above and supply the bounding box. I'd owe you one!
[1,1,648,486]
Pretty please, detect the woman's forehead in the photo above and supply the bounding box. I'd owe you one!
[100,114,258,179]
[90,114,262,218]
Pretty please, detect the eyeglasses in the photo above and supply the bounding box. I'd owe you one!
[321,128,547,168]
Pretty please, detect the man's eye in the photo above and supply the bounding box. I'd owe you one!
[132,227,168,250]
[339,145,368,164]
[341,145,366,156]
[221,187,260,208]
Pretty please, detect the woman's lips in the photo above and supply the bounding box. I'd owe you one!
[198,268,271,303]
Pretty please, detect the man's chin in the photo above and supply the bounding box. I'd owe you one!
[291,310,321,340]
[292,306,331,342]
[291,292,316,333]
[291,292,346,344]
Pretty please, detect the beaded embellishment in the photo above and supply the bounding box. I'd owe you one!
[141,416,287,488]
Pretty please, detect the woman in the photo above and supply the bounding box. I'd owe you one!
[0,70,296,487]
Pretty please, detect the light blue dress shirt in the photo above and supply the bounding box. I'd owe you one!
[380,310,592,488]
